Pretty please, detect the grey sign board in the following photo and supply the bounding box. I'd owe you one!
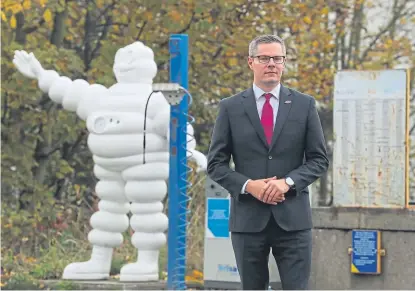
[333,70,409,207]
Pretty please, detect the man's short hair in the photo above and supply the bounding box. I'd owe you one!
[249,35,286,56]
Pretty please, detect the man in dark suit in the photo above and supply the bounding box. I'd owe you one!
[206,34,329,290]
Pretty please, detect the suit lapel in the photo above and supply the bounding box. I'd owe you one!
[241,88,269,148]
[269,85,292,151]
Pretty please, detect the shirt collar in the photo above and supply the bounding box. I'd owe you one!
[252,83,281,101]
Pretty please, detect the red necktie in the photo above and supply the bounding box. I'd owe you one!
[261,93,274,145]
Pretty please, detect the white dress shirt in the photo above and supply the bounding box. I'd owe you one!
[241,83,281,194]
[252,83,280,129]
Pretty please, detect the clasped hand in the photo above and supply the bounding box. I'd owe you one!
[246,177,289,205]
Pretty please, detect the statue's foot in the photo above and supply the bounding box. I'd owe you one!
[62,260,111,280]
[119,260,159,282]
[62,246,113,280]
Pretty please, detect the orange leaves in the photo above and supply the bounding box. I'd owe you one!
[23,0,31,10]
[9,15,16,28]
[2,0,47,14]
[321,7,329,15]
[144,11,153,21]
[185,269,203,284]
[43,8,52,24]
[4,2,23,14]
[303,16,312,25]
[1,1,21,28]
[383,38,394,49]
[169,10,181,22]
[227,57,238,66]
[96,0,104,9]
[291,22,299,33]
[1,0,51,29]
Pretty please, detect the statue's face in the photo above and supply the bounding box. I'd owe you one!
[113,42,157,83]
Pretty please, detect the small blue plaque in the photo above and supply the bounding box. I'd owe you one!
[207,198,230,238]
[351,230,381,274]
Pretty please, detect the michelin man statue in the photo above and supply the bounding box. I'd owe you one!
[13,42,207,281]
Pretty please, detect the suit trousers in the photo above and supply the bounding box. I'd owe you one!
[231,216,312,290]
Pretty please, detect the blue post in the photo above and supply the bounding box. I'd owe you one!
[167,34,189,290]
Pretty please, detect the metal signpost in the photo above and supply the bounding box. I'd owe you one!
[167,34,189,290]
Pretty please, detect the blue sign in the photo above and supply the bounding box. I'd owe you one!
[351,230,381,274]
[207,198,230,238]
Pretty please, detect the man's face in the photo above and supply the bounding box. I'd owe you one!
[248,42,285,89]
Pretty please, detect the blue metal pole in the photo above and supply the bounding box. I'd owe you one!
[167,34,189,290]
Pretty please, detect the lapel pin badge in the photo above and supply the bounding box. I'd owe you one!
[284,100,292,104]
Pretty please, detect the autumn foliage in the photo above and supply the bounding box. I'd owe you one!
[1,0,414,286]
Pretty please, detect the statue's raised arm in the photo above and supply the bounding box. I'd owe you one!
[13,50,105,120]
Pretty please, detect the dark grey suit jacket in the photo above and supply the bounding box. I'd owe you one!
[207,85,329,233]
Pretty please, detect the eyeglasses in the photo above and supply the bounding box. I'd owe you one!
[252,55,286,64]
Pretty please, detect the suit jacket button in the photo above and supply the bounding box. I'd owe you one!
[268,156,272,160]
